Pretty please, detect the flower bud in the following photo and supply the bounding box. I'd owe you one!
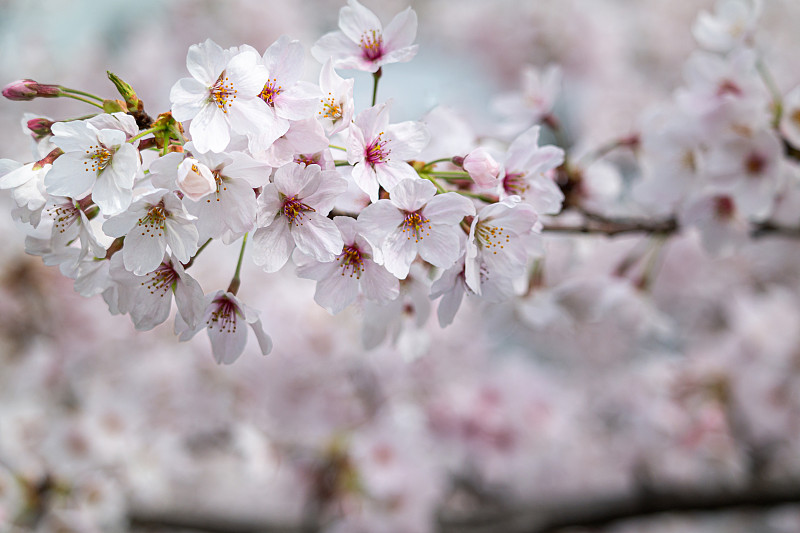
[107,71,140,110]
[177,158,216,201]
[2,79,61,101]
[463,147,501,188]
[26,117,54,139]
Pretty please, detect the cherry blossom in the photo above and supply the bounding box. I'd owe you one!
[499,126,565,214]
[311,0,418,73]
[45,113,141,215]
[692,0,762,53]
[347,102,429,201]
[251,163,346,273]
[316,59,354,136]
[296,216,399,314]
[170,39,271,154]
[358,178,475,279]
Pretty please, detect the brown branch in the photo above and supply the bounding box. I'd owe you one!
[438,481,800,533]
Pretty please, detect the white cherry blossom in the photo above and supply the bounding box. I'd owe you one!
[499,126,565,215]
[358,178,475,279]
[311,0,418,73]
[251,163,347,273]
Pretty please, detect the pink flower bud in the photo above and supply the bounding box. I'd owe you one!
[177,158,216,201]
[463,147,501,188]
[2,79,61,101]
[26,117,54,138]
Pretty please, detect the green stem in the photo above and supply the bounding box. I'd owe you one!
[426,171,470,178]
[329,144,347,152]
[182,238,212,270]
[226,234,248,295]
[457,190,498,203]
[128,126,161,143]
[371,68,382,107]
[419,173,447,194]
[60,87,104,102]
[60,93,104,109]
[334,160,352,167]
[425,158,454,168]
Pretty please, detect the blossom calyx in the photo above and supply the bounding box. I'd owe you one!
[107,71,141,112]
[2,79,61,101]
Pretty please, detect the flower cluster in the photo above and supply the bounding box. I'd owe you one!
[0,0,563,363]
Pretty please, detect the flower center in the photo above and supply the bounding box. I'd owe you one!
[475,222,510,255]
[402,210,431,242]
[206,172,227,203]
[294,153,321,167]
[48,201,81,234]
[137,203,168,238]
[714,195,735,219]
[338,245,365,278]
[282,196,315,226]
[360,30,384,61]
[745,152,766,176]
[259,78,282,107]
[141,263,179,297]
[84,145,113,174]
[319,92,343,122]
[210,72,237,113]
[207,295,238,334]
[503,172,529,196]
[365,132,390,166]
[716,79,742,97]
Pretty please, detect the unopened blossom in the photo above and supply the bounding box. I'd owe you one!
[2,79,60,100]
[347,102,429,202]
[463,147,501,189]
[358,178,475,279]
[103,190,199,275]
[176,290,272,364]
[45,113,141,215]
[500,126,565,214]
[692,0,761,53]
[22,113,56,158]
[170,39,271,154]
[251,163,347,273]
[704,129,782,221]
[311,0,418,73]
[465,197,540,295]
[110,254,205,332]
[297,216,399,314]
[176,157,217,201]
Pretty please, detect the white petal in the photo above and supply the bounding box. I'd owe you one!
[251,221,294,272]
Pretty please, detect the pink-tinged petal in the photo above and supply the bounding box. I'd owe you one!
[311,31,363,66]
[224,151,272,188]
[506,126,542,170]
[386,120,429,159]
[375,160,418,192]
[262,36,305,87]
[228,97,285,150]
[381,227,418,279]
[275,82,321,121]
[247,318,273,356]
[526,145,565,173]
[355,102,391,140]
[314,265,360,314]
[273,162,315,197]
[209,317,249,365]
[361,261,399,302]
[102,206,145,237]
[377,45,418,67]
[418,225,462,268]
[297,259,339,281]
[383,7,417,51]
[351,162,380,202]
[437,283,465,328]
[187,39,227,85]
[165,218,199,264]
[44,152,97,198]
[339,0,383,43]
[333,216,358,244]
[174,268,206,330]
[170,77,209,122]
[388,177,436,212]
[256,183,283,226]
[109,144,139,189]
[0,161,26,188]
[291,213,344,262]
[303,170,347,214]
[347,123,367,165]
[96,172,133,214]
[50,121,97,152]
[189,104,230,154]
[252,221,294,272]
[424,192,475,223]
[122,229,167,275]
[358,199,403,244]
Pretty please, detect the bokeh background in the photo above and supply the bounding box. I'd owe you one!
[3,1,800,532]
